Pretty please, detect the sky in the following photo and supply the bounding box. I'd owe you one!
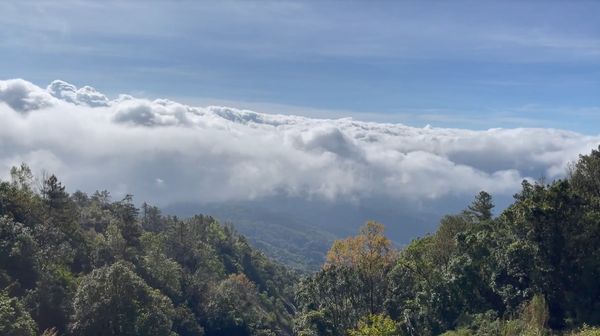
[1,1,599,133]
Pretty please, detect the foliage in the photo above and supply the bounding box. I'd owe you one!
[296,265,366,335]
[0,216,38,293]
[0,290,37,336]
[70,261,175,336]
[348,314,400,336]
[520,294,549,335]
[296,222,396,335]
[0,165,296,335]
[298,146,600,336]
[466,191,494,221]
[205,273,280,335]
[570,325,600,336]
[326,221,396,315]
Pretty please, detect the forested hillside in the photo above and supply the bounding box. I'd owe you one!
[295,147,600,336]
[2,146,600,336]
[164,201,337,273]
[0,165,297,335]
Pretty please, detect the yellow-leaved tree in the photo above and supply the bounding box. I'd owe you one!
[325,221,396,315]
[349,314,400,336]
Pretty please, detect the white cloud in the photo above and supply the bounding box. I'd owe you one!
[0,79,598,206]
[47,80,110,107]
[0,79,56,112]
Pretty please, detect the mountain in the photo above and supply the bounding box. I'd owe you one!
[163,194,498,272]
[164,200,336,272]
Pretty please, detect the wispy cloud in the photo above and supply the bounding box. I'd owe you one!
[2,1,599,62]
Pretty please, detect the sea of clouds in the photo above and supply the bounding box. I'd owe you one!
[1,78,598,207]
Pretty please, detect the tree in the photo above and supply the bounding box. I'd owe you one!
[0,291,37,336]
[296,265,365,335]
[432,214,470,266]
[172,305,205,336]
[39,174,90,272]
[26,265,76,334]
[387,235,462,335]
[139,232,183,298]
[0,164,43,228]
[141,203,165,233]
[500,179,596,328]
[466,191,494,221]
[41,175,69,212]
[205,273,273,336]
[570,145,600,206]
[349,314,400,336]
[294,309,336,336]
[112,195,142,250]
[70,261,175,336]
[10,163,34,193]
[0,216,38,293]
[326,221,396,315]
[296,222,396,336]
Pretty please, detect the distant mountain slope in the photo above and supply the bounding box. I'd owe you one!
[165,201,335,272]
[163,195,479,272]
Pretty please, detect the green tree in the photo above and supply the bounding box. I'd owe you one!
[349,314,400,336]
[141,203,165,233]
[0,290,37,336]
[111,195,142,252]
[40,174,91,272]
[0,164,43,229]
[70,261,175,336]
[296,265,365,335]
[466,191,494,221]
[205,273,274,336]
[570,145,600,206]
[26,265,76,334]
[294,309,335,336]
[140,232,183,298]
[0,216,38,293]
[501,180,589,328]
[172,305,205,336]
[10,163,34,193]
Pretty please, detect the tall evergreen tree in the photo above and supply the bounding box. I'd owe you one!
[466,191,494,221]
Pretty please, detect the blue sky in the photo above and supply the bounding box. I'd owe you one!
[1,1,599,133]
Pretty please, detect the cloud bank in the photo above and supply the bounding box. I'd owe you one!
[0,79,598,207]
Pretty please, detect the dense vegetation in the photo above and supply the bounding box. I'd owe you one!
[1,146,600,335]
[295,147,600,336]
[0,165,296,335]
[165,202,335,272]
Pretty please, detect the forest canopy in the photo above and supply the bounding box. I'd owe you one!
[0,164,296,336]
